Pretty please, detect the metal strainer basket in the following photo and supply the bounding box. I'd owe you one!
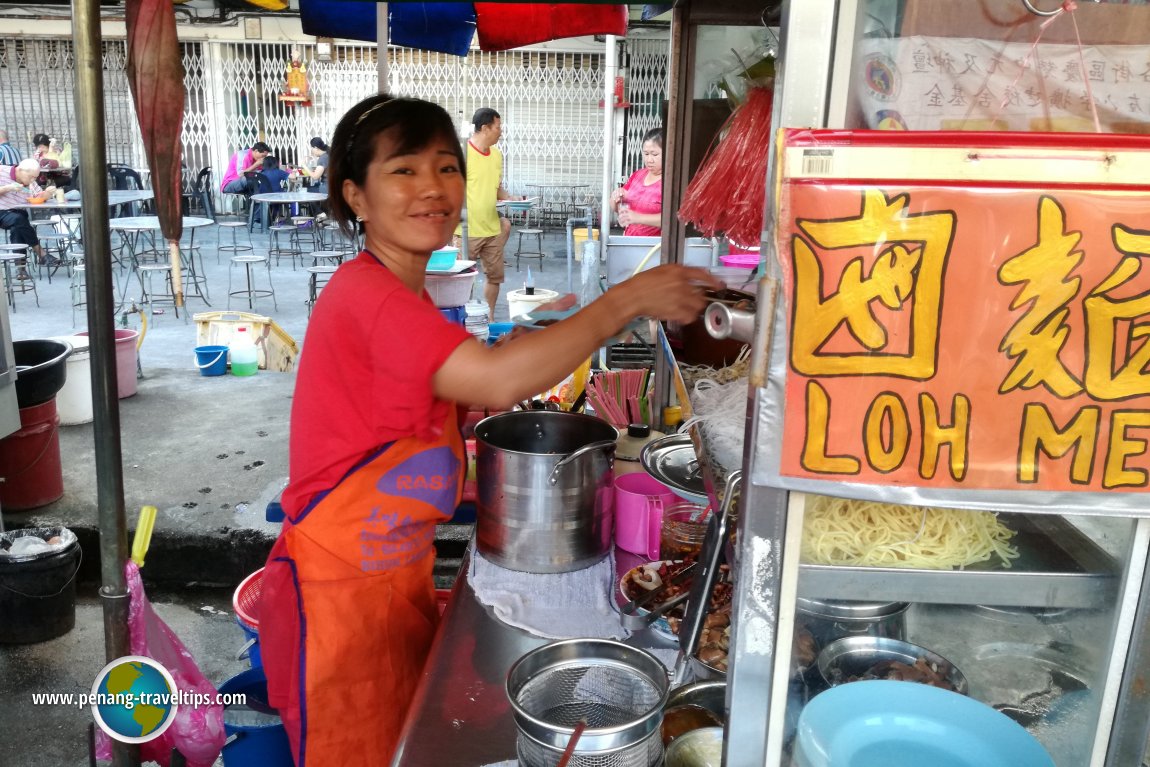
[507,638,669,767]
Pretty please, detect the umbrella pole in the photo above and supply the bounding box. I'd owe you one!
[72,0,137,765]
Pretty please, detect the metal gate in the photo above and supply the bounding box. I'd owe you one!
[0,34,669,210]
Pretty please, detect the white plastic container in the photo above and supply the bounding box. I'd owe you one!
[507,288,560,319]
[50,335,92,425]
[426,272,477,308]
[229,326,258,377]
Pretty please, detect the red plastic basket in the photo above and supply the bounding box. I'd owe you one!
[233,567,264,633]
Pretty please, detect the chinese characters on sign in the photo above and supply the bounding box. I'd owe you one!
[779,185,1150,493]
[857,36,1150,133]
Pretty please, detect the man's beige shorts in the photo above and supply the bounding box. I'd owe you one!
[455,217,511,285]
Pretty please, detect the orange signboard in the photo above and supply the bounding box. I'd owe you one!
[776,133,1150,494]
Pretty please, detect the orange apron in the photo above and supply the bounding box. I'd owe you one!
[261,408,463,766]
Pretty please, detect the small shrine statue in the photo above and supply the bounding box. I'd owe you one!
[280,49,310,104]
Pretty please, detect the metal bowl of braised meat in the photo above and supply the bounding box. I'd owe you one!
[816,636,968,695]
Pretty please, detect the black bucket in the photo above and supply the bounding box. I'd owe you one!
[0,529,82,644]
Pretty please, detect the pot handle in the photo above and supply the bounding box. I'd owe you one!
[548,440,617,485]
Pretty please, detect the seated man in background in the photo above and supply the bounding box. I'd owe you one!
[0,158,59,266]
[220,141,271,196]
[0,130,21,167]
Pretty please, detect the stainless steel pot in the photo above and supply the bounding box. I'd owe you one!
[796,597,909,651]
[475,411,618,573]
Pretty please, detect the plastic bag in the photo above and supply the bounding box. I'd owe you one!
[96,562,226,766]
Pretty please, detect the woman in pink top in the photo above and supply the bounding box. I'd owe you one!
[610,127,663,236]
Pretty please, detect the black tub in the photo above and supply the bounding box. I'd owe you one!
[0,528,81,644]
[14,339,71,409]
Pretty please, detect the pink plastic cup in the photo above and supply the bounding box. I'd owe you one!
[613,472,677,560]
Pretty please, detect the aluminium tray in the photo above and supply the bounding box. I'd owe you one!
[797,513,1119,608]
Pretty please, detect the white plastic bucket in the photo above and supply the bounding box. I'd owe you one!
[50,335,92,426]
[507,288,559,319]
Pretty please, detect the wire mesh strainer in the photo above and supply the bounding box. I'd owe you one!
[507,639,669,767]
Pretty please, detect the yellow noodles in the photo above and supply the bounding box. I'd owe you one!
[800,495,1020,570]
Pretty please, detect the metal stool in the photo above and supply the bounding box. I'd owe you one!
[138,262,181,319]
[34,223,71,284]
[179,243,211,306]
[268,224,302,270]
[291,216,317,254]
[305,265,337,317]
[0,245,37,310]
[70,259,86,326]
[514,228,545,271]
[217,221,253,265]
[228,254,277,310]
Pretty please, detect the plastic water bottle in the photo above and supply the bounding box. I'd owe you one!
[229,327,259,377]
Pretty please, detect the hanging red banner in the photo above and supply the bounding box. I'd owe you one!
[775,129,1150,495]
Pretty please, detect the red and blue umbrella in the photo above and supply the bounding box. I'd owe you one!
[299,1,628,55]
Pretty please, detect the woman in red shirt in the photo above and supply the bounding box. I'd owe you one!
[610,127,663,236]
[258,96,718,766]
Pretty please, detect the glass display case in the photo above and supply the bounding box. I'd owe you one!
[671,2,1150,766]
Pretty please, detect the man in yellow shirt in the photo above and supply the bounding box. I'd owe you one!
[456,107,516,321]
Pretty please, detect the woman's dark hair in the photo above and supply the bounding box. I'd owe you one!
[641,127,663,149]
[263,155,280,170]
[309,136,330,152]
[33,133,51,148]
[328,94,465,238]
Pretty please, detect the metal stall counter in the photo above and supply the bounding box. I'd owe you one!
[392,546,679,766]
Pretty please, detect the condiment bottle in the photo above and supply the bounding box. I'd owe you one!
[615,423,665,475]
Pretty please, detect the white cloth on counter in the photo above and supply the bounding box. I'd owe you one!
[469,542,627,640]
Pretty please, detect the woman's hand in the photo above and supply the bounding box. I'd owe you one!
[609,265,724,325]
[610,186,626,211]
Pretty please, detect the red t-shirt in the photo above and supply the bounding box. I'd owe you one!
[281,251,472,518]
[621,168,662,237]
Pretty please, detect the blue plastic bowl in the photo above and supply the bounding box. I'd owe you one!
[427,248,458,271]
[794,680,1054,767]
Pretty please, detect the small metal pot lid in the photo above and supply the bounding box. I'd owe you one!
[796,597,910,620]
[640,434,707,503]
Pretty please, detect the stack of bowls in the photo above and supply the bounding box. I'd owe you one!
[463,301,488,343]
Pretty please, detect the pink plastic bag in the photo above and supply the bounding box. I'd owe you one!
[96,562,226,766]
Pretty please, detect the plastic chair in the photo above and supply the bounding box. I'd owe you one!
[107,164,144,190]
[183,166,214,220]
[107,164,147,217]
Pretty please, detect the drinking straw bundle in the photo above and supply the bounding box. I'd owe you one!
[586,369,649,428]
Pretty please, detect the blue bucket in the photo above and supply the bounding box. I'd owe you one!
[219,667,294,767]
[236,618,262,669]
[195,345,228,377]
